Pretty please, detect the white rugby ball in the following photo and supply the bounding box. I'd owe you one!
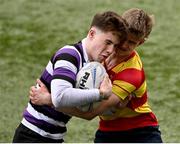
[76,62,107,111]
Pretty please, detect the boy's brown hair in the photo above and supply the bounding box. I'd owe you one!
[91,11,128,44]
[122,8,155,39]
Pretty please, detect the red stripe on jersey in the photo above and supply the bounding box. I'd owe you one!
[99,112,158,131]
[105,51,136,77]
[112,68,145,89]
[127,91,148,109]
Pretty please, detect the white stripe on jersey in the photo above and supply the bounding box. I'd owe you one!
[21,118,66,140]
[46,61,53,75]
[54,60,77,74]
[27,103,66,127]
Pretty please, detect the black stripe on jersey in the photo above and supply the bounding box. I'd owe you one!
[52,75,76,87]
[40,77,51,92]
[30,101,71,124]
[53,53,79,69]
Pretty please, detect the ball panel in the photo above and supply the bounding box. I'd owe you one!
[76,62,106,111]
[76,62,106,89]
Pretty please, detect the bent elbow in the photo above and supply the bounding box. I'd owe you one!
[51,93,63,109]
[85,117,94,121]
[83,114,96,120]
[51,96,60,108]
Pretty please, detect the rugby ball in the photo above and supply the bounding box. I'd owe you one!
[76,62,107,111]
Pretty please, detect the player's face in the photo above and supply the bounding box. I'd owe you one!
[89,28,120,62]
[116,33,143,56]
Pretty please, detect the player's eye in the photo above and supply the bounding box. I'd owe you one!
[105,40,112,45]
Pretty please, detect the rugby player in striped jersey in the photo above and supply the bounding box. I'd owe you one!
[13,11,128,143]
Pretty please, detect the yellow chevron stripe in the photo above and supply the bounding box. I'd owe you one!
[113,80,136,93]
[134,81,147,97]
[134,102,152,113]
[112,85,129,100]
[112,52,142,73]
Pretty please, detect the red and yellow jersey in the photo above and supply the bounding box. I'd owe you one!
[99,51,158,131]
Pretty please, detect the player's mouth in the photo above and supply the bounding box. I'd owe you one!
[102,55,108,60]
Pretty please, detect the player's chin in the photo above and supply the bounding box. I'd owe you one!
[99,56,107,62]
[96,58,103,63]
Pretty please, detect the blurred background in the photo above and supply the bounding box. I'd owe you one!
[0,0,180,142]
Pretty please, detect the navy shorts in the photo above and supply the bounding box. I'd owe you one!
[12,123,64,143]
[94,126,163,143]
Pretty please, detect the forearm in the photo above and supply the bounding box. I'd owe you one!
[55,93,130,120]
[51,79,101,108]
[57,107,96,120]
[57,94,121,120]
[57,88,100,107]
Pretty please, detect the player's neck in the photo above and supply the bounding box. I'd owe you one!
[116,54,130,63]
[106,53,129,70]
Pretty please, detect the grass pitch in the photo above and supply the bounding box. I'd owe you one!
[0,0,180,142]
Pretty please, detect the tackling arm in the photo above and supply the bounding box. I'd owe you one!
[57,93,129,120]
[29,79,130,120]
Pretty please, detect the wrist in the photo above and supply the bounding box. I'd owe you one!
[99,89,105,100]
[45,93,53,106]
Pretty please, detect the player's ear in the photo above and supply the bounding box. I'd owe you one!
[138,38,146,46]
[88,27,96,40]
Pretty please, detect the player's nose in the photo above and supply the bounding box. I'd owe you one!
[107,44,114,54]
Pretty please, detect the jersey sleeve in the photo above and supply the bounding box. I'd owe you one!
[50,46,101,108]
[52,46,81,87]
[112,68,145,100]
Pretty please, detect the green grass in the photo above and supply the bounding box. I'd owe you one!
[0,0,180,142]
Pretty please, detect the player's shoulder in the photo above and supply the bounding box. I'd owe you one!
[114,51,145,87]
[52,45,82,59]
[122,51,143,71]
[56,45,81,54]
[115,67,145,88]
